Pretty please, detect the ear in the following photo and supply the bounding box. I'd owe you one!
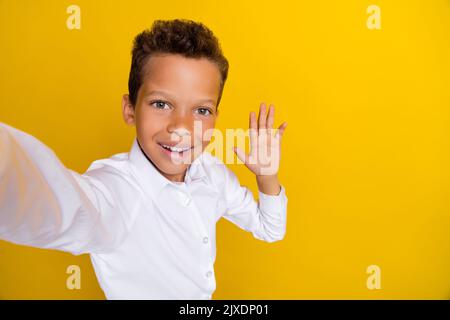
[122,94,136,126]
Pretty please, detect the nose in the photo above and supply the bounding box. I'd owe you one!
[167,111,193,138]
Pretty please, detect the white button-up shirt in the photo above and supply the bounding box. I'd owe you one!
[0,123,288,299]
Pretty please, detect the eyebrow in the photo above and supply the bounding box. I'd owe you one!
[146,90,174,98]
[146,90,216,106]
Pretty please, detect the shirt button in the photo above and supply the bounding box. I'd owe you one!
[206,271,213,278]
[203,236,209,244]
[178,192,191,206]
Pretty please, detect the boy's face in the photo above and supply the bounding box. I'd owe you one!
[122,53,221,182]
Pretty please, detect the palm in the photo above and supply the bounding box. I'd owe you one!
[233,103,287,176]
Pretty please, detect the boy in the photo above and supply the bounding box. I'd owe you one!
[0,19,288,299]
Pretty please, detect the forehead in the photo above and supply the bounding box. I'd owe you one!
[140,54,221,101]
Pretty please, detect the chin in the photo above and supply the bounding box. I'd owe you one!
[156,161,189,177]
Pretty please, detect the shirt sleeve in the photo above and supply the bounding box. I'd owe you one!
[221,164,288,243]
[0,123,134,255]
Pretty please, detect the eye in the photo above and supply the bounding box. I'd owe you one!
[196,107,213,116]
[150,100,170,110]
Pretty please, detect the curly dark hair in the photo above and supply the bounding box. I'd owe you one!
[128,19,229,108]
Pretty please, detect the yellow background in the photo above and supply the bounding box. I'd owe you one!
[1,0,449,299]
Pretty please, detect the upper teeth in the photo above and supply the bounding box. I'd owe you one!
[161,144,191,152]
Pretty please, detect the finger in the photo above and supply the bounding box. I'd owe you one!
[267,104,275,130]
[249,112,257,155]
[258,102,267,130]
[233,146,248,164]
[275,122,288,140]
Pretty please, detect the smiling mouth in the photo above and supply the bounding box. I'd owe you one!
[158,143,193,155]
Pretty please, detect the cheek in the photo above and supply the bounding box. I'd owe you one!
[137,108,166,136]
[199,118,216,143]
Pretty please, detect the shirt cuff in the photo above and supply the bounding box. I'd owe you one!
[258,185,287,215]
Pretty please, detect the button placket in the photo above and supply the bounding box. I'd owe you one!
[174,184,214,282]
[182,190,210,245]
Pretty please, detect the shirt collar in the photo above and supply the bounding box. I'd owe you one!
[127,137,208,198]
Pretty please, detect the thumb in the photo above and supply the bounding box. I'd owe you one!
[232,146,248,164]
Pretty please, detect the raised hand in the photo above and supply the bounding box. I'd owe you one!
[233,102,287,176]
